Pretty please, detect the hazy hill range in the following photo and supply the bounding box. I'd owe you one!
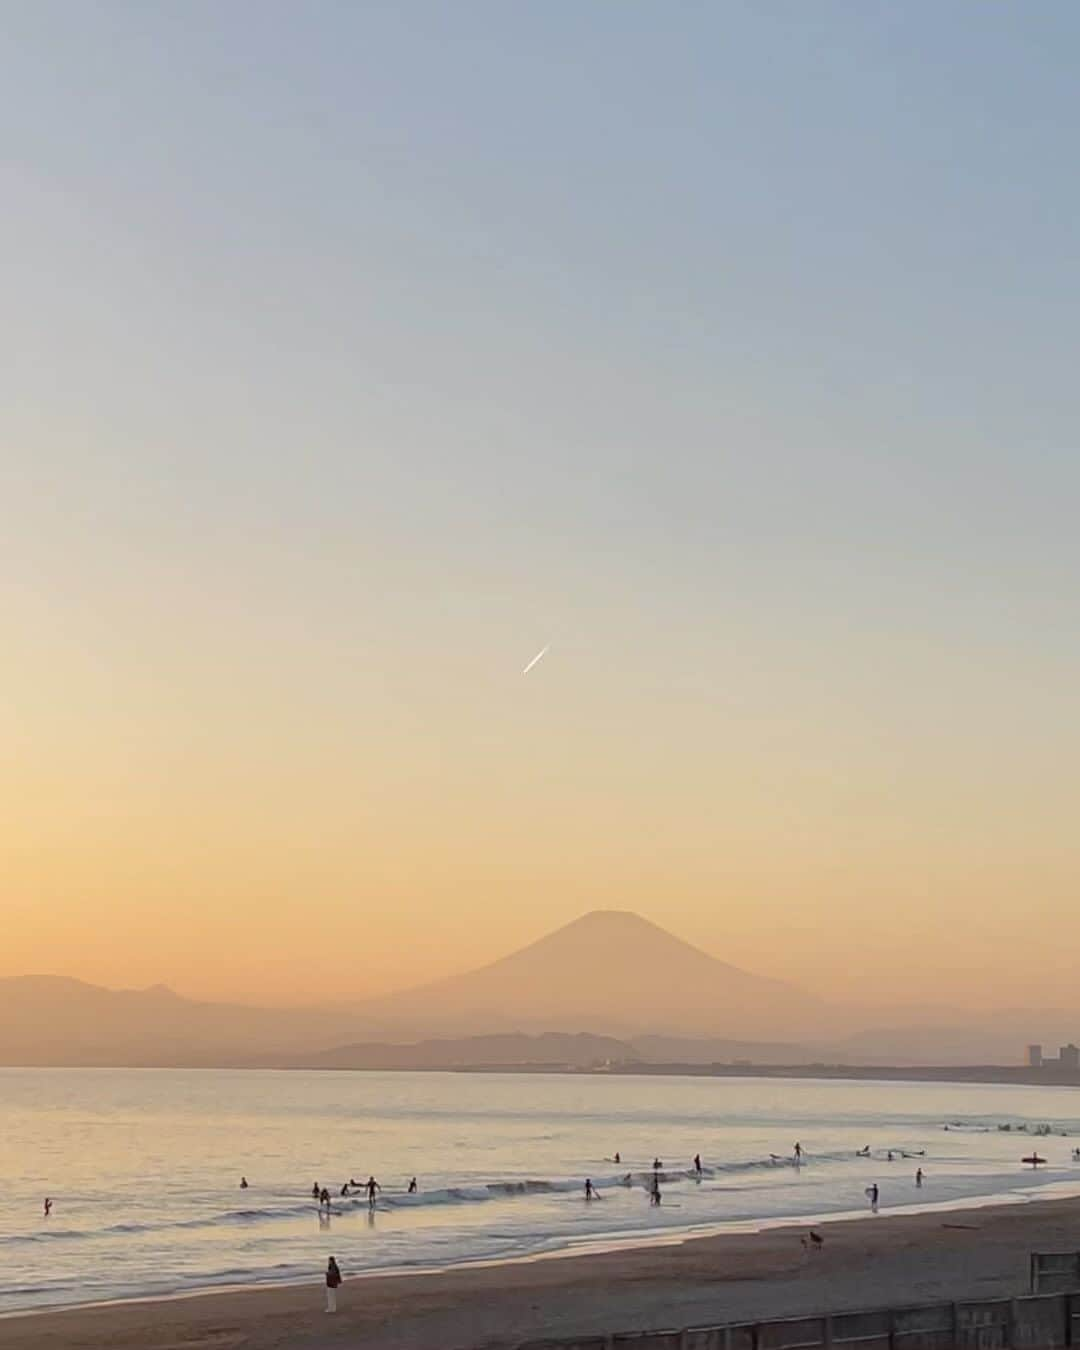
[0,976,360,1066]
[0,912,817,1063]
[2,911,1077,1068]
[293,1032,642,1070]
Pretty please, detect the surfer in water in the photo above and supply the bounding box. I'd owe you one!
[915,1168,923,1188]
[43,1197,52,1218]
[693,1153,703,1176]
[650,1175,662,1206]
[340,1182,350,1197]
[312,1182,321,1199]
[407,1177,418,1194]
[614,1152,621,1164]
[869,1183,879,1213]
[365,1176,381,1208]
[319,1187,331,1210]
[240,1176,248,1189]
[585,1178,598,1201]
[856,1146,870,1157]
[794,1142,803,1164]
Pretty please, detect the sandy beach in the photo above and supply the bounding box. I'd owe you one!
[5,1195,1080,1350]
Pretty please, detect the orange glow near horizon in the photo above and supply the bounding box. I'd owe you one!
[6,5,1080,1024]
[4,582,1077,1012]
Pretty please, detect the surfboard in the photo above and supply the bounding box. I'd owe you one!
[1021,1155,1046,1165]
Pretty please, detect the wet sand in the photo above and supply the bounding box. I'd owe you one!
[5,1196,1080,1350]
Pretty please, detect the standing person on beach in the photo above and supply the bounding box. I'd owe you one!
[324,1256,342,1313]
[915,1168,923,1188]
[869,1183,879,1213]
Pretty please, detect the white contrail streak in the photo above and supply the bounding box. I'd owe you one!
[522,644,550,675]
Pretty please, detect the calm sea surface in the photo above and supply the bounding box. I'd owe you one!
[3,1068,1080,1313]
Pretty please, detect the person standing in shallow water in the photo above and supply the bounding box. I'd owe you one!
[324,1256,342,1313]
[43,1197,52,1218]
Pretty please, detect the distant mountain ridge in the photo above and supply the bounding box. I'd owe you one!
[295,1032,641,1070]
[0,975,358,1066]
[2,911,1078,1067]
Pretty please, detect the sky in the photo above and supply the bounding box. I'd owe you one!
[3,2,1079,1011]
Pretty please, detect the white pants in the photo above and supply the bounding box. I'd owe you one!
[325,1286,337,1313]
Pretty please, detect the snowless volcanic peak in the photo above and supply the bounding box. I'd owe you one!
[352,909,821,1040]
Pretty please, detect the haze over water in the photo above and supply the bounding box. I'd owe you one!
[5,1069,1080,1315]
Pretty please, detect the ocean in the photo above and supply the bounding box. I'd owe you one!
[3,1068,1080,1314]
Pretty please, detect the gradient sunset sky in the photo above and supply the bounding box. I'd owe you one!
[4,3,1079,1009]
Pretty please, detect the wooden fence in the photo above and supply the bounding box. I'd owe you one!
[518,1289,1080,1350]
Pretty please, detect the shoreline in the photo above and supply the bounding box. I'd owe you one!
[4,1176,1076,1322]
[7,1189,1080,1348]
[8,1063,1080,1090]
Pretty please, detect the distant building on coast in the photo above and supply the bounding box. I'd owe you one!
[1026,1043,1079,1071]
